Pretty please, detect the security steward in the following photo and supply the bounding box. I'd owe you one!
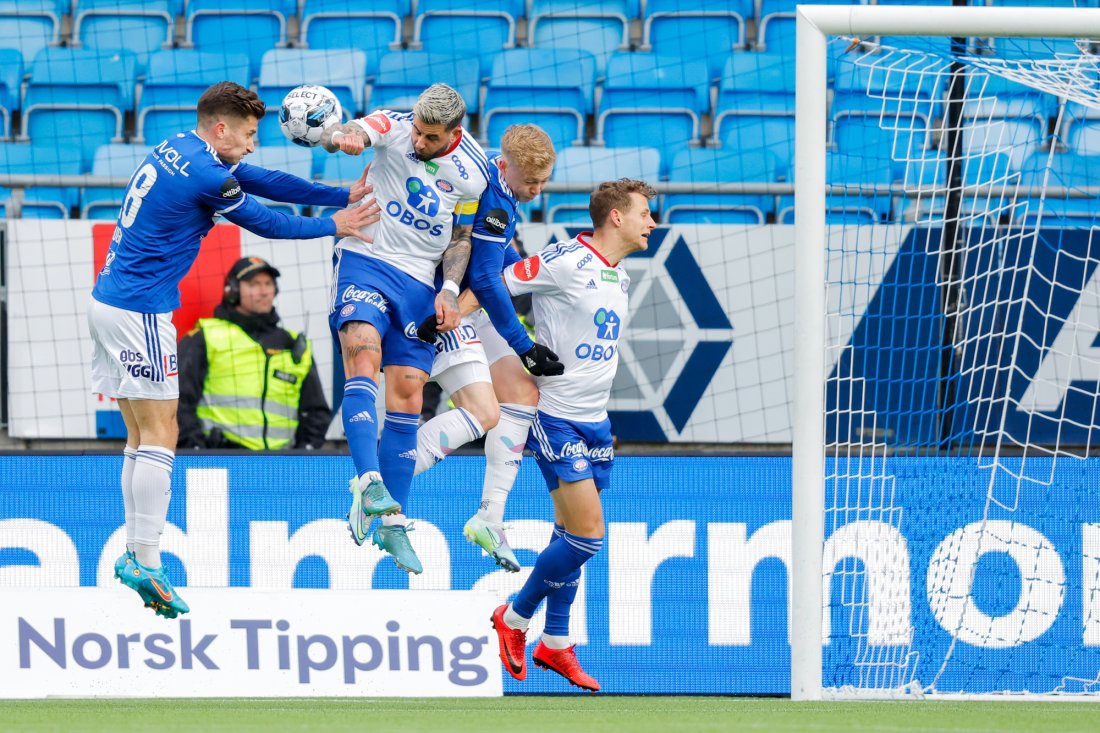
[177,256,332,450]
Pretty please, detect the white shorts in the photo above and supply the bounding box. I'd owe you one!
[469,308,518,367]
[429,311,490,393]
[88,296,180,400]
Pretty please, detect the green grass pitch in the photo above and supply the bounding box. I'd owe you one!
[2,697,1099,733]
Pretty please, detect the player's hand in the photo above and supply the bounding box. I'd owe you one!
[434,290,461,333]
[347,163,372,204]
[331,201,379,240]
[335,130,365,156]
[521,343,564,376]
[416,314,439,343]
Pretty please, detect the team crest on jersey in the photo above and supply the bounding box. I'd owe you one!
[514,256,540,281]
[339,304,356,318]
[405,177,440,217]
[435,178,454,193]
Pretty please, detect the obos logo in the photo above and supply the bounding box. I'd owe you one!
[594,309,620,340]
[385,177,443,235]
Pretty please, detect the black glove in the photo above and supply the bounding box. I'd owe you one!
[521,343,564,376]
[416,315,439,343]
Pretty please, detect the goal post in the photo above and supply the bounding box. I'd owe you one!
[793,5,1100,701]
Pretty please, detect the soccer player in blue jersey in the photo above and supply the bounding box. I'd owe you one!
[89,82,379,618]
[319,84,488,574]
[490,178,657,692]
[411,124,562,573]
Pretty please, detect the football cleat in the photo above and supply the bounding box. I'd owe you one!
[490,604,527,681]
[115,557,190,619]
[463,515,520,572]
[347,475,400,545]
[372,523,423,574]
[532,642,600,692]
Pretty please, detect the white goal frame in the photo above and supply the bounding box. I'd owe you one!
[792,4,1100,702]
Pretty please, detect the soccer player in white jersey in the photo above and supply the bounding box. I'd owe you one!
[411,124,560,573]
[319,84,489,574]
[89,82,379,618]
[489,178,656,692]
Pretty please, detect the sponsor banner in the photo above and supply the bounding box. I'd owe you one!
[0,589,501,698]
[1,454,1099,694]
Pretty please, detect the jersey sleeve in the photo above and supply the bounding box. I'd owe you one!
[468,242,534,356]
[220,192,337,239]
[350,110,404,149]
[232,160,349,207]
[503,252,562,296]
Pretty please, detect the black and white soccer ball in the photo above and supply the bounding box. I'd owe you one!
[279,85,342,147]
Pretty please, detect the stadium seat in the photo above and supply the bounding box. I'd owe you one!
[712,52,795,170]
[413,0,522,79]
[21,48,137,169]
[301,0,408,79]
[0,142,82,218]
[0,48,22,139]
[1014,150,1100,227]
[757,0,859,56]
[641,0,752,81]
[0,0,61,68]
[528,0,632,77]
[777,151,896,225]
[961,116,1047,171]
[962,71,1059,122]
[81,143,149,219]
[371,52,480,115]
[544,146,661,223]
[137,49,251,145]
[481,48,597,151]
[257,48,367,146]
[832,51,944,120]
[831,111,931,180]
[596,52,710,175]
[245,146,317,215]
[665,148,779,225]
[72,0,174,72]
[185,0,294,82]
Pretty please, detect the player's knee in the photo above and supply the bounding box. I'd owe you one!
[466,400,500,432]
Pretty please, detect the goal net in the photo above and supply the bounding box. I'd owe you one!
[794,6,1100,699]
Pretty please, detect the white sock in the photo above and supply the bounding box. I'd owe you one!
[121,447,138,553]
[479,404,535,523]
[382,513,407,527]
[504,603,530,630]
[541,633,571,650]
[414,407,485,476]
[132,444,174,569]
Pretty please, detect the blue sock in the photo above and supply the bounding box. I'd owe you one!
[378,411,419,514]
[342,377,379,477]
[544,567,581,637]
[512,531,602,620]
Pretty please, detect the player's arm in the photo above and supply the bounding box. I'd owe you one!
[232,160,349,207]
[468,227,535,355]
[321,110,396,155]
[432,222,472,332]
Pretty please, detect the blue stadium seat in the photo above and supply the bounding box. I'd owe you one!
[712,52,795,169]
[961,116,1047,171]
[257,48,367,146]
[246,146,317,215]
[371,52,480,114]
[0,142,82,218]
[1015,151,1100,227]
[665,148,778,225]
[73,0,174,72]
[544,146,661,223]
[137,49,251,145]
[0,0,61,68]
[302,0,408,79]
[962,71,1059,122]
[0,48,22,138]
[81,143,149,219]
[596,52,710,174]
[21,48,136,168]
[641,0,752,80]
[777,151,896,225]
[831,111,930,180]
[833,51,944,119]
[186,0,294,82]
[757,0,859,56]
[482,48,596,151]
[528,0,631,77]
[413,0,522,79]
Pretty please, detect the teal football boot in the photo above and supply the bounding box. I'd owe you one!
[372,523,423,574]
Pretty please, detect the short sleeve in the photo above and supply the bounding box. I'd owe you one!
[351,110,402,149]
[503,253,562,296]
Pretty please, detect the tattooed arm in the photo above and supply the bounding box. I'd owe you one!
[433,223,472,332]
[320,122,373,155]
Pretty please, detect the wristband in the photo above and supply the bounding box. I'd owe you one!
[441,280,460,296]
[331,130,345,142]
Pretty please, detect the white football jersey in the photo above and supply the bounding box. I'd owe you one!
[503,233,631,422]
[339,111,488,287]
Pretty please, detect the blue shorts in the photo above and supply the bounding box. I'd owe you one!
[526,411,614,491]
[329,250,436,373]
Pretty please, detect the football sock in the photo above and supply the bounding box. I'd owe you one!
[121,446,138,553]
[414,406,485,475]
[478,403,535,523]
[342,377,380,478]
[378,411,419,514]
[132,444,174,569]
[511,531,603,620]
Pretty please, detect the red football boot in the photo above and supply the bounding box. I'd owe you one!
[532,641,600,692]
[490,604,527,680]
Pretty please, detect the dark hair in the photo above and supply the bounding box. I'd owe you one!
[589,178,657,228]
[197,82,267,126]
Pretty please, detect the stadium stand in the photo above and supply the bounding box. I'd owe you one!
[641,0,752,80]
[185,0,295,82]
[412,0,522,79]
[712,52,795,172]
[665,147,779,225]
[72,0,174,73]
[0,48,21,139]
[244,146,316,215]
[315,148,375,217]
[81,143,148,220]
[371,52,480,115]
[544,146,661,223]
[0,0,61,69]
[256,48,367,146]
[137,49,252,145]
[0,142,81,218]
[300,0,407,79]
[527,0,633,77]
[1015,150,1099,227]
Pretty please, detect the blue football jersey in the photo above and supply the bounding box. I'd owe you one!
[92,131,348,313]
[464,152,532,356]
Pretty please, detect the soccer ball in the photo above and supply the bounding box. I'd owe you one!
[278,85,342,147]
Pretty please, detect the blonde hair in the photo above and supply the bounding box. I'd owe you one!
[500,124,556,174]
[413,83,465,130]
